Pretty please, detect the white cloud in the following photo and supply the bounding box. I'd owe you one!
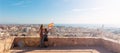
[66,6,120,25]
[72,8,102,12]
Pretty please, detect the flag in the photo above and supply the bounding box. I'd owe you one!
[48,23,54,29]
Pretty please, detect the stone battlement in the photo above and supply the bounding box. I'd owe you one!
[0,36,120,53]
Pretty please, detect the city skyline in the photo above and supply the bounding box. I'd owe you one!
[0,0,120,25]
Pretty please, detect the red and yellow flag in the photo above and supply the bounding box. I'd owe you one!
[48,23,54,29]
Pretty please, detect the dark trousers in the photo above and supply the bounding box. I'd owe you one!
[40,38,44,47]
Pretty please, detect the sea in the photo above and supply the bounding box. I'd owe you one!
[55,24,120,29]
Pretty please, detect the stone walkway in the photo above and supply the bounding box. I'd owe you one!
[11,46,113,53]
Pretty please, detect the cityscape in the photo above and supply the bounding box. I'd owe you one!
[1,0,120,53]
[0,24,120,41]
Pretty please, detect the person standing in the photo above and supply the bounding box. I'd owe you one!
[39,24,44,47]
[43,28,49,47]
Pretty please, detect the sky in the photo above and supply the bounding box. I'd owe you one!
[0,0,120,25]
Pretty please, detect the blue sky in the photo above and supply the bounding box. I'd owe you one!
[0,0,120,25]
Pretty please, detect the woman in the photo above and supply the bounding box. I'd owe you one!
[39,24,44,47]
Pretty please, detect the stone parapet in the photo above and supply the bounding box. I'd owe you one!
[0,36,120,53]
[102,38,120,53]
[0,37,15,53]
[14,37,102,47]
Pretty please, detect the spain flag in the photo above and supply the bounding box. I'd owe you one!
[48,23,54,29]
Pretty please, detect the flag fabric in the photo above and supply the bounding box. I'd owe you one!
[48,23,54,29]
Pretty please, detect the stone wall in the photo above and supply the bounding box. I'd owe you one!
[14,37,40,47]
[102,38,120,53]
[48,37,102,47]
[0,39,5,53]
[13,37,102,47]
[1,36,120,53]
[0,37,14,53]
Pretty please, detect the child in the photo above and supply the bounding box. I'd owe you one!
[43,28,49,47]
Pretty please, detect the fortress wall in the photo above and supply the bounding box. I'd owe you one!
[14,37,40,47]
[0,40,5,53]
[48,37,102,47]
[13,37,102,47]
[0,37,14,53]
[102,38,120,53]
[1,36,119,53]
